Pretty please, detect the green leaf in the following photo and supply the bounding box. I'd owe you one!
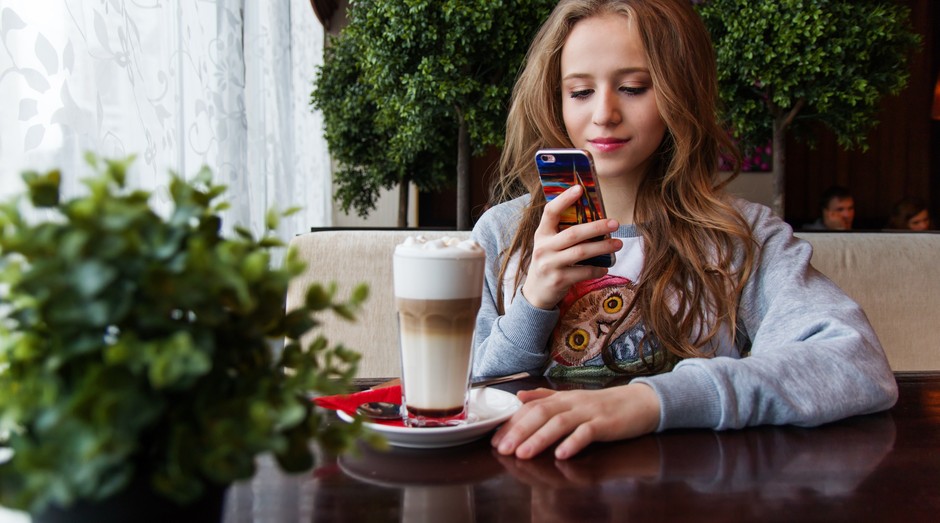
[23,169,61,208]
[146,332,212,389]
[350,283,369,305]
[264,207,280,231]
[105,156,134,187]
[241,250,270,283]
[305,282,336,311]
[282,309,318,340]
[72,260,118,297]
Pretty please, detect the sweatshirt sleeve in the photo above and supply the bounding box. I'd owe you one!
[633,201,898,431]
[470,198,558,377]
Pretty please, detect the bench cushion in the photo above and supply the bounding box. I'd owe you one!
[287,229,939,376]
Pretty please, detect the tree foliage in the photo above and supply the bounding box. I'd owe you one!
[695,0,921,215]
[311,0,555,226]
[698,0,920,149]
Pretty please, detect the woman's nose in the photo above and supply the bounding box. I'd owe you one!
[592,90,622,126]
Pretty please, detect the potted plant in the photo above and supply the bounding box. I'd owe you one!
[0,154,373,521]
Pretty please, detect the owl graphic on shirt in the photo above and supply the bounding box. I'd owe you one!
[546,274,660,378]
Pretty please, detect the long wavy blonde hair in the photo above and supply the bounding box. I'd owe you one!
[492,0,756,370]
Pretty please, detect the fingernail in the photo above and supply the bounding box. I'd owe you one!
[498,439,514,454]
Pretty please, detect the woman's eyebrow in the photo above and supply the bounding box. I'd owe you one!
[562,67,651,81]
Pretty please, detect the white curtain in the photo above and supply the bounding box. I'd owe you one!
[0,0,332,249]
[0,4,331,520]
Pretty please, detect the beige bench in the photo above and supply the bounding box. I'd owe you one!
[286,229,940,377]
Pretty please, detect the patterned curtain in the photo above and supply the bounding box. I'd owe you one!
[0,0,332,249]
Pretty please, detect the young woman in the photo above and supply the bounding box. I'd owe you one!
[470,0,897,460]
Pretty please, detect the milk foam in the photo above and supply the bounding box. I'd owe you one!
[393,236,485,300]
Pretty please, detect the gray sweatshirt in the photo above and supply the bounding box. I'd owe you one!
[470,195,898,432]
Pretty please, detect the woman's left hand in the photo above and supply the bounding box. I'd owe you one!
[491,383,661,459]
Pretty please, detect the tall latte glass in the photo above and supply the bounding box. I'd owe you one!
[393,236,485,427]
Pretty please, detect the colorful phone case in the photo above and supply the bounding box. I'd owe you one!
[536,149,615,267]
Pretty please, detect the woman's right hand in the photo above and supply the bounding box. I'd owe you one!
[521,185,622,310]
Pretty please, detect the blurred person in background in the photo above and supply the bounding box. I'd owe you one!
[887,197,931,231]
[804,185,855,230]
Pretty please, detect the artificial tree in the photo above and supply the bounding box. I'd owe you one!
[311,0,555,229]
[695,0,921,217]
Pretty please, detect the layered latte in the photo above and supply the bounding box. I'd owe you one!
[393,236,485,427]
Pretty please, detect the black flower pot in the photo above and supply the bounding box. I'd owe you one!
[33,476,227,523]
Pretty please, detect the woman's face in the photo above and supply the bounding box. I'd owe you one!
[907,210,930,231]
[560,13,667,183]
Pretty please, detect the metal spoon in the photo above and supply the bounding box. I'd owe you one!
[356,401,403,421]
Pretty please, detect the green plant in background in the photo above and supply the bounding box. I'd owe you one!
[695,0,921,217]
[0,155,375,514]
[311,0,556,229]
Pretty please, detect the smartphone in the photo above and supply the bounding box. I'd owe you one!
[535,148,615,267]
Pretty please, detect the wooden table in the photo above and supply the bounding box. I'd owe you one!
[223,372,940,522]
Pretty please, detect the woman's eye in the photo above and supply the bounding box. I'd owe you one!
[569,89,593,99]
[620,86,648,96]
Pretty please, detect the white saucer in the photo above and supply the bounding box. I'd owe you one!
[336,388,521,449]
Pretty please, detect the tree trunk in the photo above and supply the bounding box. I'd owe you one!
[770,99,804,219]
[771,115,787,218]
[398,173,411,227]
[456,110,471,230]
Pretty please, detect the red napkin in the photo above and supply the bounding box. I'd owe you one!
[314,385,405,426]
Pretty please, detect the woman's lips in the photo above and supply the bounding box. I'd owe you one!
[589,138,628,153]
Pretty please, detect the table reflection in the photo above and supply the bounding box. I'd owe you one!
[240,412,893,522]
[497,413,895,510]
[336,442,504,523]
